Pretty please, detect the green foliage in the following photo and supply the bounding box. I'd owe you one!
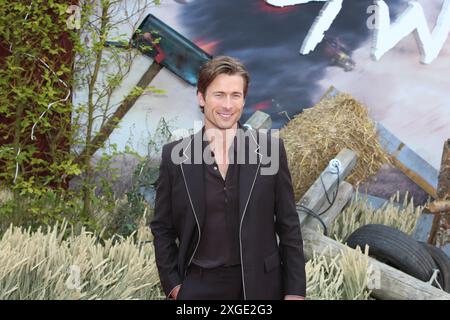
[0,0,81,230]
[1,0,161,233]
[0,182,154,241]
[0,188,93,235]
[94,194,154,240]
[0,0,76,192]
[124,159,158,235]
[0,0,169,299]
[98,118,171,239]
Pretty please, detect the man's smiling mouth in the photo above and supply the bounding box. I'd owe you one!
[217,112,232,119]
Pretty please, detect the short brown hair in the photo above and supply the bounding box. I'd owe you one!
[197,56,250,111]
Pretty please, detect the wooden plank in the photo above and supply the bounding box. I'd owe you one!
[377,123,439,199]
[429,200,450,213]
[426,140,450,246]
[244,110,272,130]
[437,139,450,199]
[302,228,450,300]
[412,213,435,242]
[298,149,357,225]
[443,243,450,259]
[303,181,353,233]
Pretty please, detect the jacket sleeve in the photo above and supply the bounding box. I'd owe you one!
[150,144,181,297]
[274,138,307,297]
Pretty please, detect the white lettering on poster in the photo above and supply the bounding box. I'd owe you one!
[372,0,450,64]
[266,0,450,64]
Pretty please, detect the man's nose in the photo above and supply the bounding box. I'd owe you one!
[223,96,233,109]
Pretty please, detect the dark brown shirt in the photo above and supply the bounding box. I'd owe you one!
[191,132,241,268]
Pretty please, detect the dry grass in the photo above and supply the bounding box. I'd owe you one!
[0,216,163,300]
[0,189,421,300]
[339,246,374,300]
[329,191,422,243]
[280,92,390,201]
[306,246,373,300]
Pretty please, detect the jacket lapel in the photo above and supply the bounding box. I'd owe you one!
[238,125,261,221]
[180,129,206,230]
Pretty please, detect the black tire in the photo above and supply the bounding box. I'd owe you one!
[419,242,450,292]
[346,224,438,283]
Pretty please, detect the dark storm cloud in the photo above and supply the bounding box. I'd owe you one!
[179,0,406,127]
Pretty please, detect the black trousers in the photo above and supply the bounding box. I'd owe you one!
[177,264,243,300]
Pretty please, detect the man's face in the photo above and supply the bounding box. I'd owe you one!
[198,73,245,130]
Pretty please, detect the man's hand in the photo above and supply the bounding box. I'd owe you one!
[284,295,305,300]
[170,284,181,300]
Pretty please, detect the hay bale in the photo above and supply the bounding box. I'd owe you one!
[280,92,390,201]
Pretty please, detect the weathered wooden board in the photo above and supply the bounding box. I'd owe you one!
[298,149,357,225]
[412,213,435,243]
[437,139,450,199]
[377,123,439,199]
[244,110,272,130]
[303,181,353,233]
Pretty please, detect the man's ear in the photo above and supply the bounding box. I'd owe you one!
[197,91,206,107]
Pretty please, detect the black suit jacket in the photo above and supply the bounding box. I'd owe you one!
[150,124,306,299]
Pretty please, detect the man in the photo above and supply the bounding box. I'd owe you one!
[150,56,306,300]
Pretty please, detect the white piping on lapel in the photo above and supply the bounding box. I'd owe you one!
[240,128,261,300]
[180,136,192,164]
[179,136,202,273]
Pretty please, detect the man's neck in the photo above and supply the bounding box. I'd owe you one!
[204,122,237,156]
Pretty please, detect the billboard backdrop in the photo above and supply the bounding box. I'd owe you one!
[98,0,450,171]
